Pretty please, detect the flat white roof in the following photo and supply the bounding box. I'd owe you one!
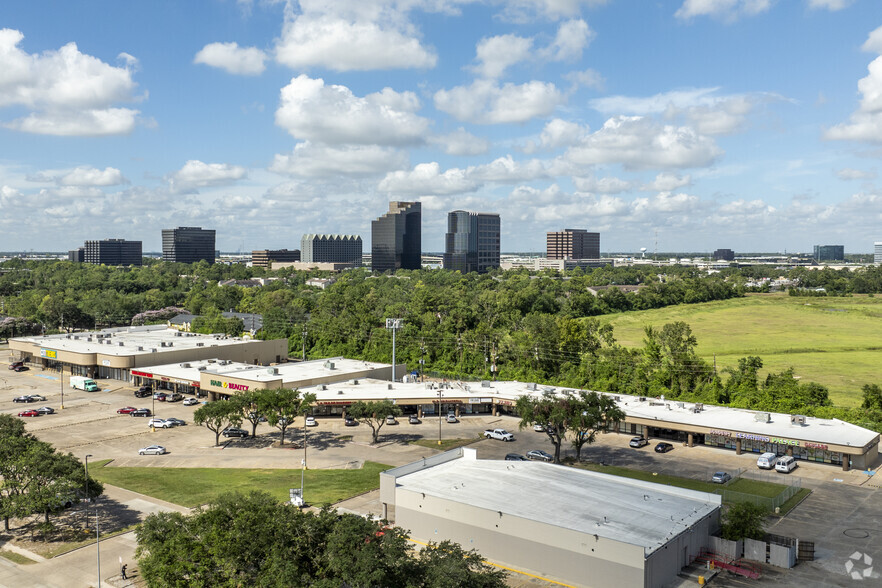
[302,379,879,449]
[137,357,394,384]
[394,452,720,556]
[13,325,261,357]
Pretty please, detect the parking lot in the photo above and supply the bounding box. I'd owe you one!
[3,358,882,586]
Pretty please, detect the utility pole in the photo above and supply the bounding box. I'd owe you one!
[419,340,426,382]
[60,364,64,409]
[385,318,403,381]
[301,327,307,361]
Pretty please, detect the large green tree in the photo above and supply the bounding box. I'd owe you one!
[194,399,242,446]
[347,399,402,444]
[260,388,316,446]
[135,490,506,587]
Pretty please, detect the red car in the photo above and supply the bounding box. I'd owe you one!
[18,409,39,417]
[117,406,137,414]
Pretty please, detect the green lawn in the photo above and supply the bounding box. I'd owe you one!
[597,293,882,406]
[0,551,37,565]
[90,460,391,508]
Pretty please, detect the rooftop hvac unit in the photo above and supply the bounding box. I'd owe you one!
[320,384,327,391]
[151,348,158,352]
[351,379,359,385]
[324,361,335,370]
[175,332,181,337]
[464,385,470,392]
[755,412,771,423]
[74,336,80,340]
[638,397,646,402]
[137,346,143,351]
[695,403,704,412]
[388,384,393,390]
[527,383,537,391]
[337,390,344,395]
[118,341,124,347]
[481,380,491,388]
[676,402,685,409]
[267,367,278,375]
[197,366,207,371]
[181,363,191,368]
[196,342,204,347]
[791,415,806,425]
[65,335,71,339]
[666,404,672,410]
[543,387,556,393]
[614,396,621,402]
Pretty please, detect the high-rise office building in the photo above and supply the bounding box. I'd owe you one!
[83,239,142,266]
[68,247,85,262]
[813,245,844,262]
[442,210,501,274]
[371,201,421,272]
[546,229,600,260]
[162,227,216,264]
[251,249,300,268]
[875,242,882,265]
[713,248,735,261]
[300,235,362,264]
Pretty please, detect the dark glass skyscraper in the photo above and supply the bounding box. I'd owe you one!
[162,227,216,264]
[442,210,500,274]
[371,202,421,272]
[84,239,142,266]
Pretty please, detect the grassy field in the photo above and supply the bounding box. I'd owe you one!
[90,460,391,508]
[597,293,882,407]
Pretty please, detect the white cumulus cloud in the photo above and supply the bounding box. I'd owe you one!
[276,75,429,145]
[825,30,882,144]
[469,34,533,79]
[564,116,722,170]
[30,166,127,186]
[379,162,478,195]
[0,28,141,136]
[807,0,854,10]
[572,175,633,194]
[539,19,594,62]
[643,172,692,191]
[270,142,407,178]
[194,42,267,75]
[434,79,564,124]
[170,160,247,191]
[675,0,773,22]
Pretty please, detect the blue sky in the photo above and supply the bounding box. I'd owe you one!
[2,0,882,255]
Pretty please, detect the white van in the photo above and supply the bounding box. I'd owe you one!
[775,455,798,473]
[757,452,778,469]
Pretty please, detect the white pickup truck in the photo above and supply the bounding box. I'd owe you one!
[483,428,515,441]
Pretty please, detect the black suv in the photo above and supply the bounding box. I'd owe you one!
[654,442,674,453]
[13,395,36,403]
[131,408,152,417]
[134,386,152,398]
[222,427,249,438]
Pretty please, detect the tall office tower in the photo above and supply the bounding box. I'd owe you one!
[251,249,300,268]
[713,248,735,261]
[875,242,882,265]
[442,210,501,274]
[813,245,844,262]
[68,248,85,262]
[300,234,362,264]
[84,239,143,266]
[162,227,216,264]
[546,229,600,259]
[371,201,421,272]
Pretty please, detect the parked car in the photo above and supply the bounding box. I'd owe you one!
[183,397,199,406]
[757,452,778,470]
[629,436,649,448]
[153,392,168,401]
[117,406,137,414]
[533,423,546,432]
[505,453,529,461]
[167,393,183,402]
[28,394,46,401]
[526,449,553,462]
[222,427,249,438]
[654,442,674,453]
[344,417,358,426]
[165,417,186,427]
[131,408,152,417]
[18,409,40,417]
[138,445,166,455]
[134,389,151,398]
[305,416,317,427]
[35,406,55,415]
[484,428,515,441]
[385,415,398,425]
[712,471,732,484]
[446,414,458,423]
[148,418,174,428]
[408,415,421,425]
[13,365,28,372]
[9,361,23,370]
[775,456,798,473]
[13,395,36,403]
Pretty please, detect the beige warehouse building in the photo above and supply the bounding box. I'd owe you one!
[9,325,287,382]
[380,448,722,588]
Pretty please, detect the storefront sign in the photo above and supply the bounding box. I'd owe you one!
[317,400,351,406]
[101,360,111,366]
[709,429,732,437]
[40,349,57,359]
[736,433,770,442]
[769,437,799,446]
[209,379,249,391]
[709,429,820,449]
[804,442,829,450]
[468,398,482,404]
[132,370,153,378]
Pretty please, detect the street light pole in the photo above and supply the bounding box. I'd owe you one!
[438,388,442,446]
[84,454,91,501]
[60,364,64,410]
[385,318,402,382]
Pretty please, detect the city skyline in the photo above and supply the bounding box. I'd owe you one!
[2,2,882,253]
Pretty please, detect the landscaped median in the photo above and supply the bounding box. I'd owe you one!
[576,462,811,516]
[88,459,392,508]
